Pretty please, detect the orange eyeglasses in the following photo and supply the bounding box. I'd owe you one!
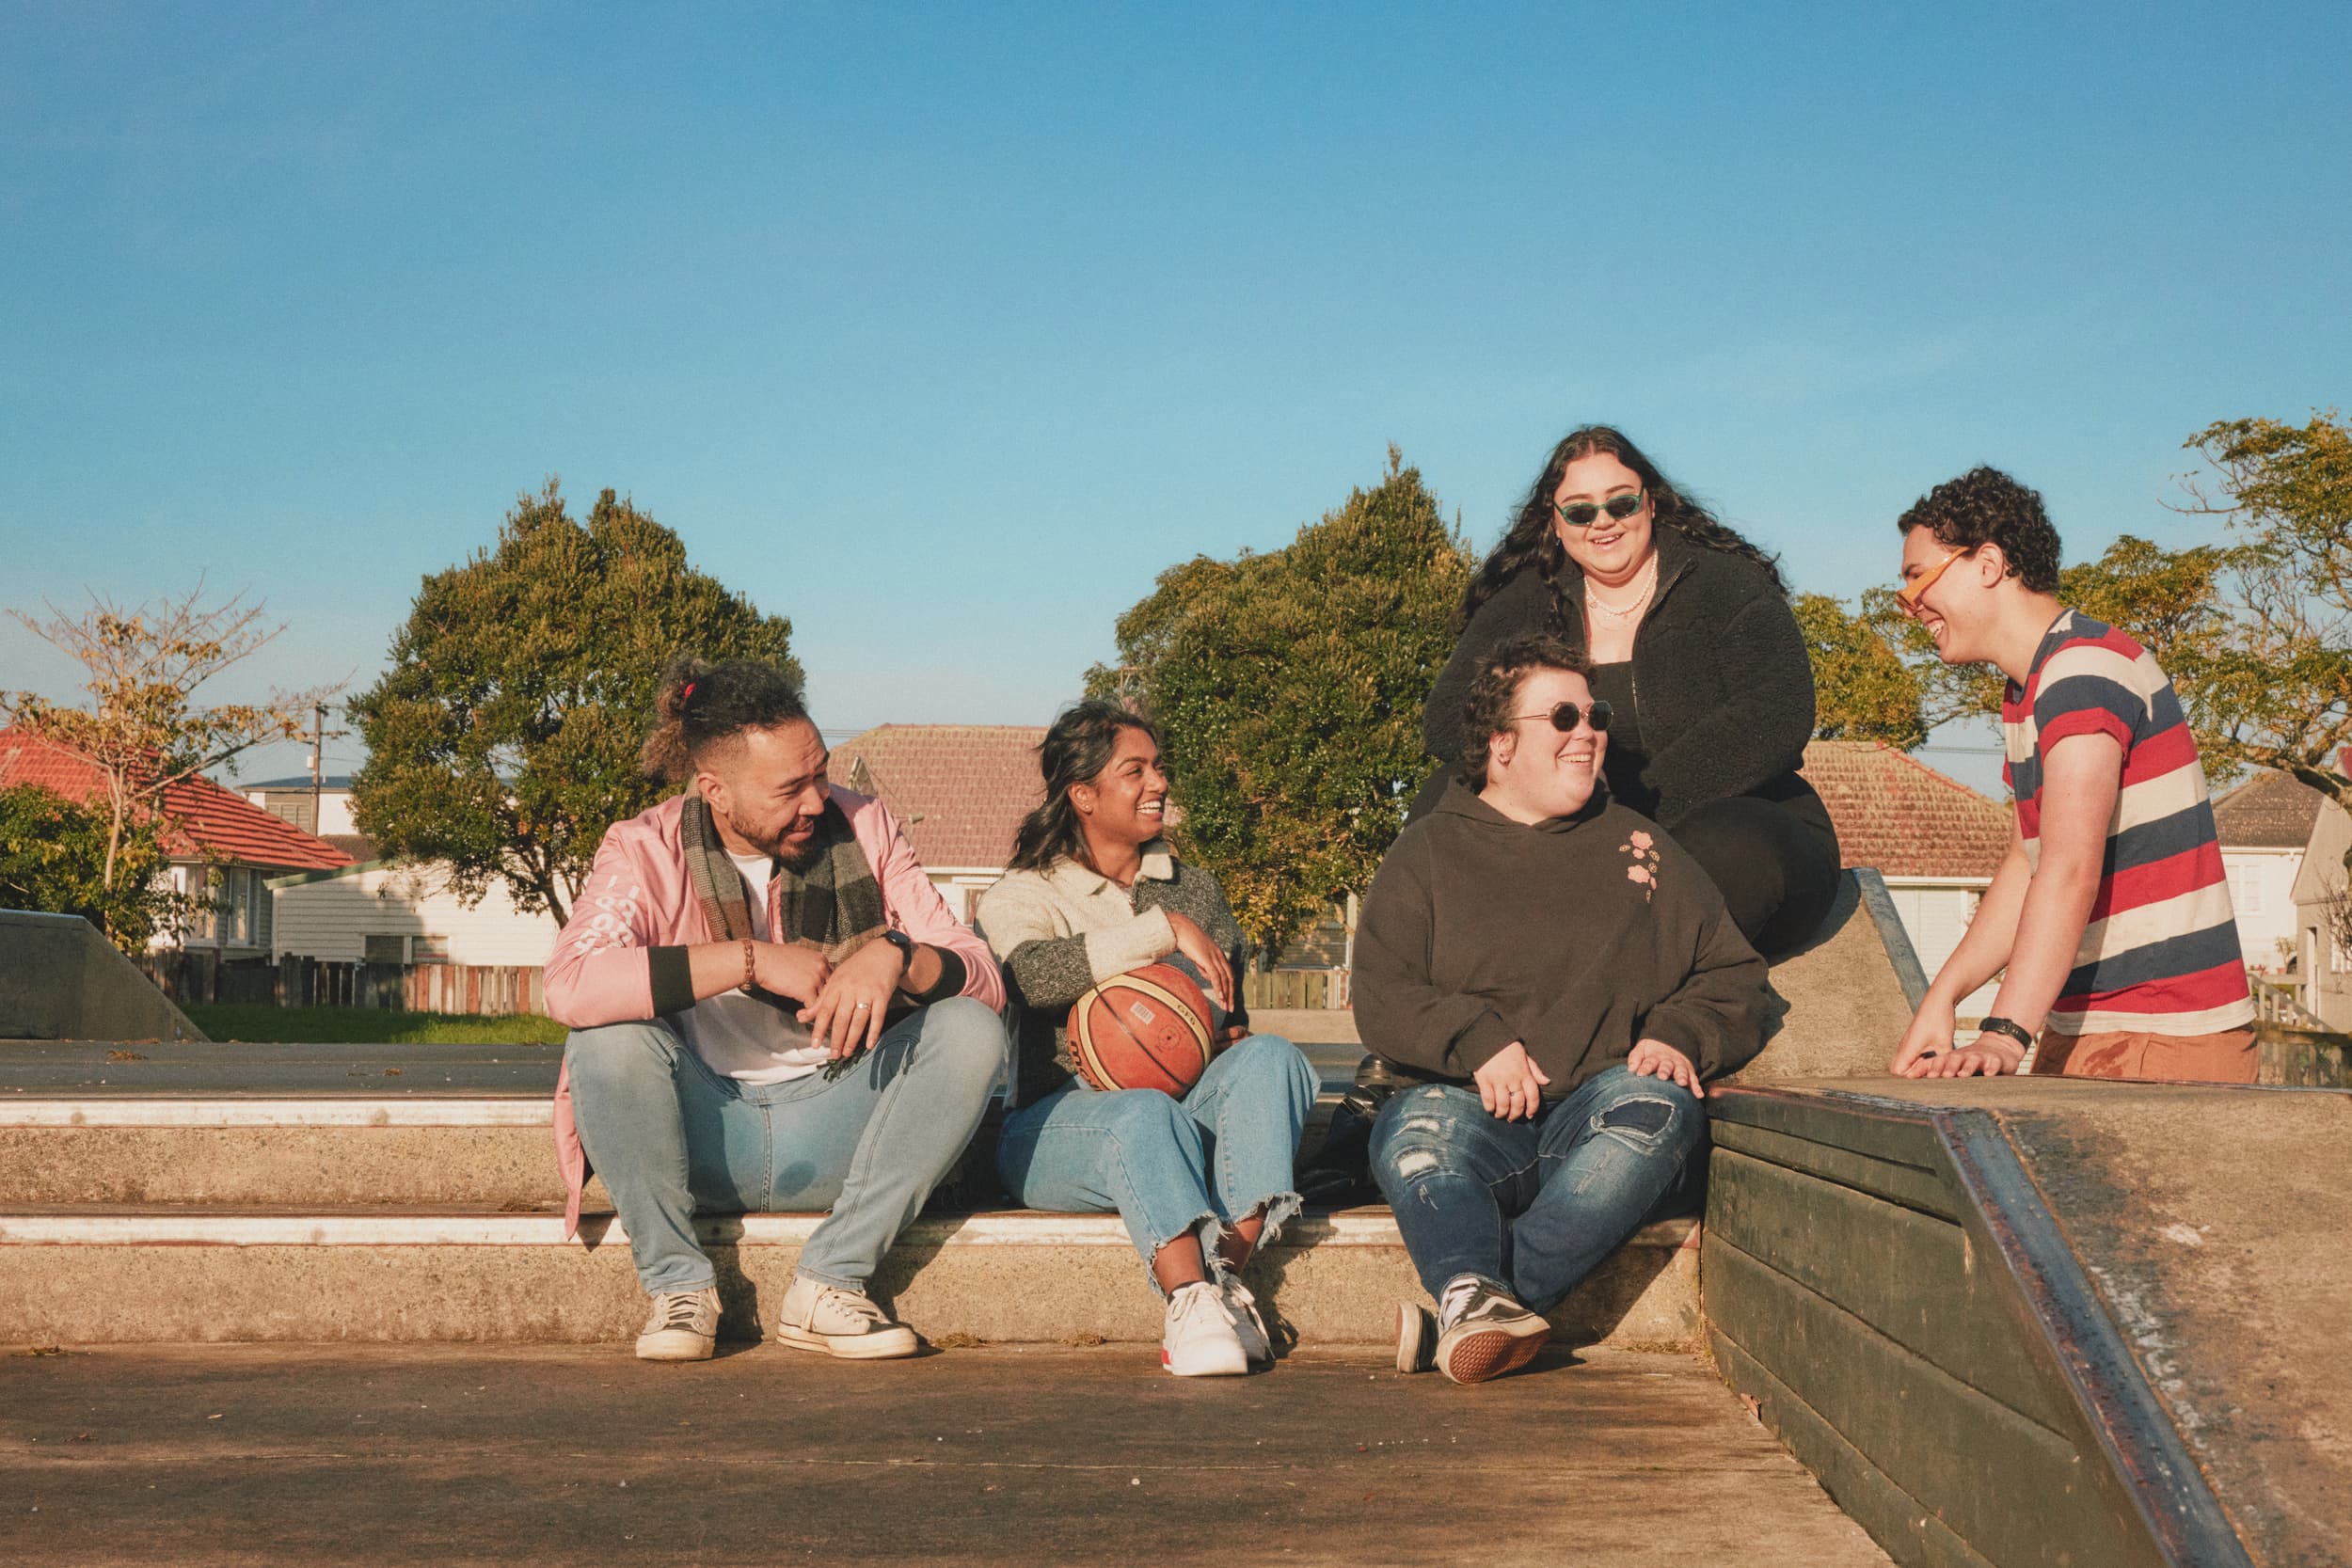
[1895,545,1974,615]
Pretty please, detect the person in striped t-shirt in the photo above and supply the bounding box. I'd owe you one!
[1886,467,2255,1084]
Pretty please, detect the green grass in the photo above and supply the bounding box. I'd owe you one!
[180,1003,567,1045]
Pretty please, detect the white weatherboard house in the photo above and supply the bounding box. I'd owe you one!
[252,782,559,967]
[1803,741,2011,1021]
[2212,770,2323,988]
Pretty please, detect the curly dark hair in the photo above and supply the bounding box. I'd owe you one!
[1456,631,1594,790]
[639,655,811,783]
[1458,424,1786,631]
[1008,699,1162,874]
[1894,467,2062,594]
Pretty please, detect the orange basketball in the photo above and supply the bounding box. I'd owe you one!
[1066,962,1217,1095]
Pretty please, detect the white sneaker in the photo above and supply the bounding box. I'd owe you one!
[1216,1270,1275,1367]
[635,1285,720,1361]
[1161,1281,1250,1377]
[774,1275,918,1360]
[1433,1275,1549,1386]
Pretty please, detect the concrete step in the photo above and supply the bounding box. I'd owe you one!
[0,1204,1699,1349]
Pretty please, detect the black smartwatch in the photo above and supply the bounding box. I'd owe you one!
[1975,1016,2035,1053]
[881,928,915,983]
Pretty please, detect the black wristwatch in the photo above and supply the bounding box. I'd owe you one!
[1976,1016,2035,1053]
[881,928,915,984]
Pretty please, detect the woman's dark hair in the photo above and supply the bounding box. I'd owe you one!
[640,656,810,783]
[1458,424,1786,631]
[1457,632,1594,789]
[1895,467,2062,594]
[1008,700,1161,874]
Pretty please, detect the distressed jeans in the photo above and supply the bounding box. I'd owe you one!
[995,1034,1318,1293]
[564,996,1007,1295]
[1368,1066,1705,1312]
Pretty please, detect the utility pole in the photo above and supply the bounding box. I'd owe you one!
[310,705,326,836]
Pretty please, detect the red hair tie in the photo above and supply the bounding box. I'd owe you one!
[682,680,698,703]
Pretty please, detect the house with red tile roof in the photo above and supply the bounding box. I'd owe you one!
[1803,740,2011,1018]
[0,728,352,956]
[828,724,1048,922]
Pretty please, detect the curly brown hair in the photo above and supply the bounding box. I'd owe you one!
[639,655,810,783]
[1456,631,1593,790]
[1459,424,1786,632]
[1895,467,2062,594]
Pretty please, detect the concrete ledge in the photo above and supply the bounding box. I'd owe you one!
[0,1208,1699,1348]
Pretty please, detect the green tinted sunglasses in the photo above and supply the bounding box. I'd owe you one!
[1555,491,1645,528]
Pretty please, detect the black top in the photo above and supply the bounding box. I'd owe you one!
[1421,526,1829,835]
[1586,660,1649,815]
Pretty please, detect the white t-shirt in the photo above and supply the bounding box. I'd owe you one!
[675,852,833,1085]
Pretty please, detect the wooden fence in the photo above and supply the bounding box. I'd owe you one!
[138,953,548,1017]
[1242,967,1349,1010]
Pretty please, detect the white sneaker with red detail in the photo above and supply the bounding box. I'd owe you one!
[1161,1281,1250,1377]
[635,1285,720,1362]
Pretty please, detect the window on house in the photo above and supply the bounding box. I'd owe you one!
[2228,863,2263,916]
[363,935,407,964]
[411,935,452,963]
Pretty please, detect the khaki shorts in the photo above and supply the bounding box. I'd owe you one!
[2030,1026,2259,1085]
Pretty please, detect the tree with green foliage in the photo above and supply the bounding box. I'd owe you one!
[1088,448,1472,956]
[1793,593,1927,747]
[0,784,190,951]
[350,483,800,927]
[2172,410,2352,803]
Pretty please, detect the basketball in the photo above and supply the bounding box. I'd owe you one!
[1066,962,1217,1095]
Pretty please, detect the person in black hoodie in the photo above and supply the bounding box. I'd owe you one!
[1359,631,1768,1385]
[1415,424,1839,956]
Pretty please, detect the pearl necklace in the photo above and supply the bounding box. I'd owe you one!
[1585,554,1659,622]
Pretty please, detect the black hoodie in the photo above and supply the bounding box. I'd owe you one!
[1354,781,1768,1095]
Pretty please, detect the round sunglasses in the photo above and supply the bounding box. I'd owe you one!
[1554,491,1645,529]
[1508,699,1613,734]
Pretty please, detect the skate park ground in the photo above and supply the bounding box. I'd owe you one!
[5,885,2349,1566]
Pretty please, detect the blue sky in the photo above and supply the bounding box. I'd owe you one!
[4,2,2345,795]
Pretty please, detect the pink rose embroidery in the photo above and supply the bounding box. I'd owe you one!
[1619,832,1662,902]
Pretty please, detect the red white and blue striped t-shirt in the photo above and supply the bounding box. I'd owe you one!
[2001,610,2252,1037]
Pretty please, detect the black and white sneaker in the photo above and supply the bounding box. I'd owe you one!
[1433,1275,1549,1386]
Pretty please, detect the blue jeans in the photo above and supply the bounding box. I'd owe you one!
[996,1033,1317,1292]
[1368,1066,1704,1312]
[564,996,1007,1294]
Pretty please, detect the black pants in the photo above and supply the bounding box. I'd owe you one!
[1666,793,1842,958]
[1406,767,1842,958]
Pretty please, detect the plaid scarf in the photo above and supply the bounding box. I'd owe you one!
[680,787,887,964]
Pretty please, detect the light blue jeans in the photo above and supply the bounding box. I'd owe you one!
[1368,1065,1705,1312]
[564,996,1007,1294]
[995,1033,1318,1292]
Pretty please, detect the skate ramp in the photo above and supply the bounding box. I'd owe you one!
[0,910,204,1042]
[1704,1076,2350,1568]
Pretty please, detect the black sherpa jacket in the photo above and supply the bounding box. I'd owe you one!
[1354,782,1769,1096]
[1421,526,1820,830]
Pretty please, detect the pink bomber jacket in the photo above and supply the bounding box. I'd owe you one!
[544,786,1005,1232]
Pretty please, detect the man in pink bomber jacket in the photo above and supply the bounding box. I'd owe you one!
[545,656,1007,1362]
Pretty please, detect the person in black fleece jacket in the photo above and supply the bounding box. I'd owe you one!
[1359,631,1767,1385]
[1414,424,1840,956]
